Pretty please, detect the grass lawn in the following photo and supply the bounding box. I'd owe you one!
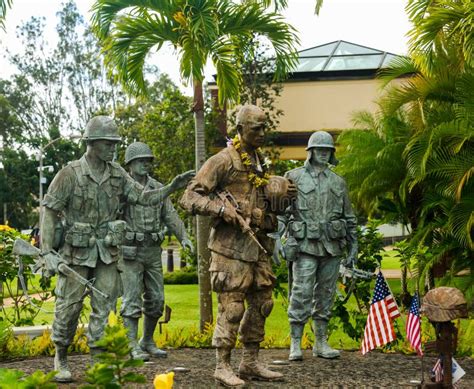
[3,280,473,356]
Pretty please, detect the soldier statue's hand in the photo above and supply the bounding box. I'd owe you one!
[171,170,195,190]
[40,251,60,277]
[181,238,194,254]
[342,242,358,268]
[221,206,241,226]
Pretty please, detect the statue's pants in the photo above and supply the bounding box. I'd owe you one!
[210,252,276,348]
[119,245,164,319]
[51,259,120,348]
[288,253,340,325]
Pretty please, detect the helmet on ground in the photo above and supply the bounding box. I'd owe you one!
[306,131,335,150]
[421,287,468,322]
[82,116,121,142]
[236,105,266,127]
[125,142,154,165]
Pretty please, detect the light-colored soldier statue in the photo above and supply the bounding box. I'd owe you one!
[180,104,296,387]
[281,131,357,361]
[40,116,193,382]
[120,141,194,360]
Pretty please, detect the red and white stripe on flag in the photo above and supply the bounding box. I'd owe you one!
[361,272,400,355]
[361,299,396,355]
[406,293,423,355]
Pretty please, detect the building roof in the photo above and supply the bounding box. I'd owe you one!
[209,40,404,85]
[287,40,403,81]
[295,40,399,73]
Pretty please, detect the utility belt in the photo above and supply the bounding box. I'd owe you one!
[124,231,165,247]
[64,220,127,248]
[289,219,347,240]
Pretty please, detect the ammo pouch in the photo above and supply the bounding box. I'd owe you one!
[124,231,164,247]
[122,245,138,260]
[327,220,347,239]
[290,221,306,239]
[306,222,322,240]
[52,221,65,251]
[66,222,93,248]
[282,235,298,261]
[104,220,127,247]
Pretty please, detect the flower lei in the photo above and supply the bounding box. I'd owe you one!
[228,135,270,188]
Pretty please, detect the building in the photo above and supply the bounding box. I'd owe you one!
[209,40,405,160]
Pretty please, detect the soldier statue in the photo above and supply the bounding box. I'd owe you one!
[281,131,358,361]
[120,141,193,360]
[181,104,295,387]
[40,116,193,382]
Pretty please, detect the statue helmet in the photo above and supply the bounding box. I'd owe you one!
[125,142,154,165]
[306,131,338,165]
[82,116,121,142]
[236,104,266,127]
[421,287,468,322]
[306,131,335,150]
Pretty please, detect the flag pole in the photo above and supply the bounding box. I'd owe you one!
[414,266,424,384]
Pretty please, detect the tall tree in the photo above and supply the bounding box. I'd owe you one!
[91,0,299,330]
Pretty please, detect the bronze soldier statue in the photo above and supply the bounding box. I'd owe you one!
[181,104,295,387]
[281,131,358,361]
[120,141,193,360]
[40,116,193,382]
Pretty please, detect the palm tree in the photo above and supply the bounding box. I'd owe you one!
[0,0,13,30]
[90,0,299,330]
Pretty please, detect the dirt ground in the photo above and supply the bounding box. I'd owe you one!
[1,349,473,388]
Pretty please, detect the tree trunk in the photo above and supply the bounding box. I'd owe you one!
[193,79,213,331]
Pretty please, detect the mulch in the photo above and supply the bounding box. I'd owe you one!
[1,348,473,388]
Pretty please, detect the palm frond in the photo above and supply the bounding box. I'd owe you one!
[91,0,176,40]
[211,37,241,106]
[102,13,178,95]
[0,0,13,30]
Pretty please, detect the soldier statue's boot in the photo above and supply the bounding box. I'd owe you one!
[139,315,167,358]
[312,320,340,359]
[288,324,304,361]
[53,345,73,382]
[123,316,150,361]
[238,342,283,381]
[214,347,245,387]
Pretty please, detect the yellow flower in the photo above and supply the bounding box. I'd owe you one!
[107,311,118,327]
[154,371,174,389]
[173,11,186,26]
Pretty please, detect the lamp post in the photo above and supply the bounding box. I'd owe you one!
[37,135,81,226]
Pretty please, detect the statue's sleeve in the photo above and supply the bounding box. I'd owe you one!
[120,167,145,204]
[180,152,229,217]
[161,197,187,242]
[342,182,357,240]
[43,167,75,212]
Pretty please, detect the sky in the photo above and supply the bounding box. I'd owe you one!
[0,0,412,95]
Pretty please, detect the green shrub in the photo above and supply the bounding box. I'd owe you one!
[164,267,198,284]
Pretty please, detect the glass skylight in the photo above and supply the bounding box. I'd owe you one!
[294,40,401,73]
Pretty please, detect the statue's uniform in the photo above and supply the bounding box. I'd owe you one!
[43,155,143,348]
[284,161,357,326]
[120,176,188,320]
[181,146,276,348]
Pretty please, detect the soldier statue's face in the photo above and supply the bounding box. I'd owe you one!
[311,147,332,167]
[129,158,153,177]
[90,139,118,162]
[239,123,265,149]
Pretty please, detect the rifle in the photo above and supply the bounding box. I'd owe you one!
[13,238,109,299]
[337,263,375,303]
[216,191,268,255]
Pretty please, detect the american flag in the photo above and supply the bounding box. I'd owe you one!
[431,357,443,383]
[406,292,423,355]
[431,357,464,388]
[361,271,400,355]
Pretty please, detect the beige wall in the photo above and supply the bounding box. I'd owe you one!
[276,78,382,132]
